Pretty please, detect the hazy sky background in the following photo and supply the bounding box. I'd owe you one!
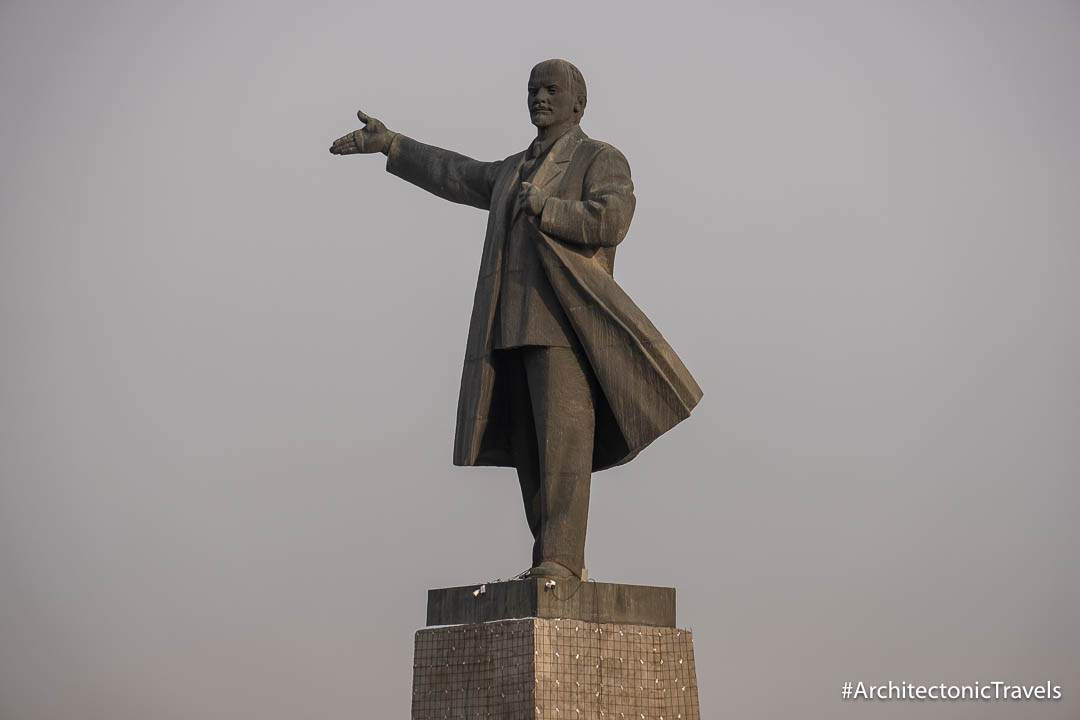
[2,1,1078,718]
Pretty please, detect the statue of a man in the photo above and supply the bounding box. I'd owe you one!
[331,59,702,580]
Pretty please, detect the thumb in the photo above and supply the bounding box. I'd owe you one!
[357,110,372,124]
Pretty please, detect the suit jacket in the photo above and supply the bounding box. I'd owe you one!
[386,126,702,471]
[491,133,577,349]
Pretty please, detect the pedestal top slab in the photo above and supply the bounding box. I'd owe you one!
[426,578,676,627]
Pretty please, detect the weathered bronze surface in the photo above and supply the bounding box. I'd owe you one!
[330,60,702,579]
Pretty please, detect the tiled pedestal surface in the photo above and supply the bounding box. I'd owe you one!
[412,581,700,720]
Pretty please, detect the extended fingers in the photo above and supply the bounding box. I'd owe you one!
[330,131,360,154]
[330,134,351,154]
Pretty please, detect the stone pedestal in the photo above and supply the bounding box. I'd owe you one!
[427,578,676,627]
[411,580,701,719]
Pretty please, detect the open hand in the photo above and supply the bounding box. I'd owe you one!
[329,110,396,155]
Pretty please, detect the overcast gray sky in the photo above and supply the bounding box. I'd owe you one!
[2,1,1078,718]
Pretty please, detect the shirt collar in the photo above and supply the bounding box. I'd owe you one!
[530,123,576,159]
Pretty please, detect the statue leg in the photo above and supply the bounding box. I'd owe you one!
[521,343,597,577]
[503,350,543,566]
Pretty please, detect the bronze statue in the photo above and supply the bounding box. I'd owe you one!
[331,59,702,579]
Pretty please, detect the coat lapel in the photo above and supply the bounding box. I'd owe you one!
[509,127,586,226]
[494,151,527,228]
[531,126,585,188]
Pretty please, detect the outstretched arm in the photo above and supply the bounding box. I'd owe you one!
[385,136,501,211]
[519,146,636,248]
[330,109,500,211]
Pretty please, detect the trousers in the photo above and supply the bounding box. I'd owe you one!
[497,342,598,575]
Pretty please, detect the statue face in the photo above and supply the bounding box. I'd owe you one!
[528,62,580,129]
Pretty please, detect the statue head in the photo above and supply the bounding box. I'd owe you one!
[528,59,587,129]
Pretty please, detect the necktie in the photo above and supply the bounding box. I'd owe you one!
[521,139,543,179]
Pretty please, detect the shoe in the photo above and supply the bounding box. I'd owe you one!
[526,560,578,579]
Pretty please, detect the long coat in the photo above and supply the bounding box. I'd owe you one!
[386,126,702,471]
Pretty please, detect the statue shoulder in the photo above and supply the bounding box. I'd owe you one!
[497,150,526,170]
[575,135,631,171]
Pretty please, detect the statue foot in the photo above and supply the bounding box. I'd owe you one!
[526,560,579,579]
